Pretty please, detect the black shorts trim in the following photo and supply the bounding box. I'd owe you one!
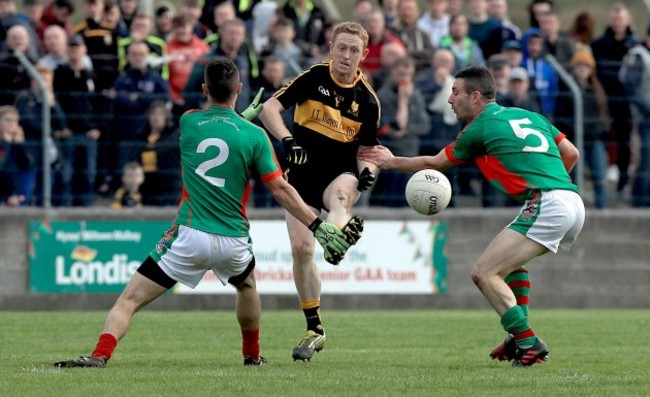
[137,256,177,289]
[228,257,256,286]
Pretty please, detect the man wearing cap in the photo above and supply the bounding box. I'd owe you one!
[502,66,541,114]
[486,53,510,102]
[53,33,101,206]
[502,39,522,68]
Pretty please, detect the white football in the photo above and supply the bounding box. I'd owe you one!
[405,169,452,215]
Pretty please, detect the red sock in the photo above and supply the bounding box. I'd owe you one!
[241,328,260,361]
[92,333,118,360]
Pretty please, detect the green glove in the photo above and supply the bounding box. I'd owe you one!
[241,87,264,121]
[308,219,351,265]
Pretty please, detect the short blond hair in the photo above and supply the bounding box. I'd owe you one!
[332,21,369,48]
[0,105,19,120]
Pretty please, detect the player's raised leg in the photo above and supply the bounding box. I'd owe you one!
[54,257,173,368]
[323,173,364,248]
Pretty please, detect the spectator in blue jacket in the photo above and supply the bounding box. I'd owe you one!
[521,28,557,118]
[111,40,169,176]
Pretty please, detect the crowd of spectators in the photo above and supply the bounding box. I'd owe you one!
[1,0,649,209]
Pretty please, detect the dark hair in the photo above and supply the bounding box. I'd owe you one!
[568,11,596,45]
[528,0,553,28]
[204,57,239,102]
[104,0,118,12]
[155,4,171,16]
[455,66,496,101]
[54,0,75,13]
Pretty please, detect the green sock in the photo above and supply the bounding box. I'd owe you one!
[505,268,530,317]
[500,306,537,348]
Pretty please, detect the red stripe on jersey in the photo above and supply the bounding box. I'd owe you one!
[241,181,251,217]
[475,154,528,196]
[555,132,566,144]
[444,144,465,164]
[179,185,193,224]
[260,169,283,183]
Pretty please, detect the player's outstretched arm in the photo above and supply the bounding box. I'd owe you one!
[358,145,456,173]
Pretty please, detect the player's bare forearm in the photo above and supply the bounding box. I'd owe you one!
[358,145,455,173]
[258,97,292,141]
[557,138,580,173]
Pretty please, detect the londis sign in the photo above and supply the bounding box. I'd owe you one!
[29,221,169,293]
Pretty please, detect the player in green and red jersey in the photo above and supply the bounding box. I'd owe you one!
[54,57,352,369]
[359,66,585,367]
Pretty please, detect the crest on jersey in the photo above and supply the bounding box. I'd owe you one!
[348,101,359,116]
[334,93,344,107]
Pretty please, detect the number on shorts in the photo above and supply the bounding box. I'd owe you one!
[508,118,549,153]
[195,138,229,187]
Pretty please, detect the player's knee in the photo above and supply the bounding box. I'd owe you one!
[470,266,487,287]
[330,187,357,209]
[291,239,315,261]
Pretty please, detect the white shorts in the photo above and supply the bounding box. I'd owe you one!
[151,224,253,288]
[507,190,585,253]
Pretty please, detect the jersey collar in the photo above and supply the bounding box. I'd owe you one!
[328,61,364,88]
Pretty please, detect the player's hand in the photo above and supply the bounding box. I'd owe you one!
[356,167,376,192]
[357,145,394,169]
[241,88,264,121]
[282,136,308,165]
[308,219,350,265]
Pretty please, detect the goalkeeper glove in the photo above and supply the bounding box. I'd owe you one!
[356,167,376,192]
[282,136,308,165]
[240,88,264,121]
[308,218,351,264]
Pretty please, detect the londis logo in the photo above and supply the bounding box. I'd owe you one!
[55,254,140,285]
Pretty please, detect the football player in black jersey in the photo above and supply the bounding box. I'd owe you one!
[258,22,381,362]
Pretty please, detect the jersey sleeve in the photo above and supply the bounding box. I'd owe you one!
[449,119,486,161]
[251,128,283,182]
[548,120,567,144]
[357,80,381,146]
[273,67,312,110]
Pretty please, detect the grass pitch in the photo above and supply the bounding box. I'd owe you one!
[1,309,648,397]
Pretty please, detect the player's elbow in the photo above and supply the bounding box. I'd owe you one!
[563,145,580,169]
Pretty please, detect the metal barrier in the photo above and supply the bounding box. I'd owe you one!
[14,51,53,208]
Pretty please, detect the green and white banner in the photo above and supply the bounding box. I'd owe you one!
[29,220,448,294]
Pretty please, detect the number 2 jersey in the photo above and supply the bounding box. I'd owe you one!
[175,106,282,236]
[273,61,381,166]
[446,103,578,201]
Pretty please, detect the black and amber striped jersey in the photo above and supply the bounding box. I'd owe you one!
[273,61,381,165]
